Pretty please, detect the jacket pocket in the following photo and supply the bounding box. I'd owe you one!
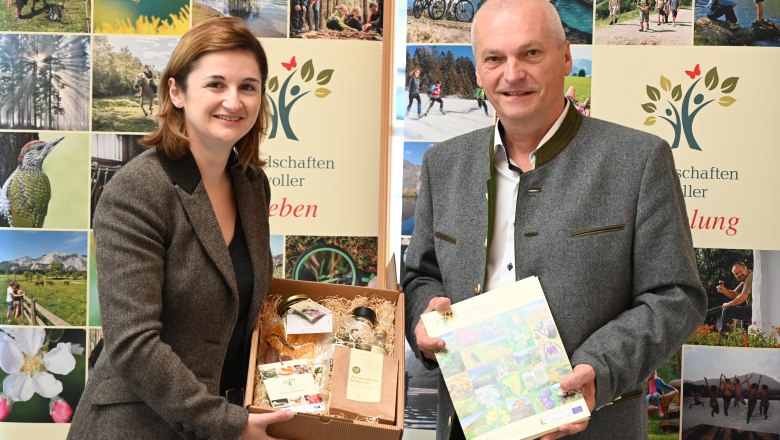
[434,231,456,244]
[570,223,625,238]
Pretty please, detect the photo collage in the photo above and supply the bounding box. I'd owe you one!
[0,0,382,432]
[400,1,780,438]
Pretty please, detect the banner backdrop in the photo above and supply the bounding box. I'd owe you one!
[592,45,780,250]
[262,39,382,236]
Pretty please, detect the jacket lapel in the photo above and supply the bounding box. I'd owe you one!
[484,130,496,287]
[178,185,238,297]
[231,166,269,323]
[158,149,238,298]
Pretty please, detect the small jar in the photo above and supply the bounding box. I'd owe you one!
[277,294,311,319]
[370,329,388,355]
[265,294,320,361]
[347,306,376,347]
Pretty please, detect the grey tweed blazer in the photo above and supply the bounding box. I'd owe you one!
[403,107,707,439]
[69,148,272,440]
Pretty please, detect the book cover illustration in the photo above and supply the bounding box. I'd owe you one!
[421,276,590,440]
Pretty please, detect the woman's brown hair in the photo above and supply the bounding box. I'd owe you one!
[141,17,269,169]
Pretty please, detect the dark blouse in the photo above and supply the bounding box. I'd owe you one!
[220,211,254,396]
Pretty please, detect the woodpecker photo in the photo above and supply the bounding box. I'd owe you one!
[0,137,64,228]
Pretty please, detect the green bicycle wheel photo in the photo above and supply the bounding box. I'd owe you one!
[292,245,358,285]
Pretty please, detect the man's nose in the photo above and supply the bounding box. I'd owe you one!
[504,58,528,82]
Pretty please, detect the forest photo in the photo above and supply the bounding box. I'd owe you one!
[91,36,178,132]
[0,34,90,131]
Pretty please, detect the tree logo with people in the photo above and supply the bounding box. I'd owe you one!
[267,56,335,141]
[640,65,739,151]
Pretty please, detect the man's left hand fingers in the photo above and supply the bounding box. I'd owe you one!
[560,364,596,391]
[539,420,590,440]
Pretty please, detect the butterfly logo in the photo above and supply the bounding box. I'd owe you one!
[685,64,701,79]
[281,56,297,71]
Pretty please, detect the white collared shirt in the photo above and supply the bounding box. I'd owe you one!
[485,100,570,292]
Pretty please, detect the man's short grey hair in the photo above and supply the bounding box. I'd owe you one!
[471,0,567,53]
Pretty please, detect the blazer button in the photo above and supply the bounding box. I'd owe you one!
[473,283,482,295]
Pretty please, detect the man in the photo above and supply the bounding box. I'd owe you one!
[668,0,680,26]
[637,0,653,31]
[307,0,321,31]
[608,0,620,25]
[290,0,307,36]
[706,0,740,30]
[402,1,706,439]
[475,85,489,116]
[5,282,14,321]
[362,0,383,34]
[14,0,35,21]
[717,261,753,334]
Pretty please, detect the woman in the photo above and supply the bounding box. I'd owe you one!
[68,18,293,439]
[406,68,422,118]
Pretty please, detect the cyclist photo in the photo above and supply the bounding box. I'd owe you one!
[285,236,379,286]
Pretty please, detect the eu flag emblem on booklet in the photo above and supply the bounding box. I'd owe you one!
[421,276,590,440]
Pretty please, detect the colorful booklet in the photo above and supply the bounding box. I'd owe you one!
[257,361,326,413]
[421,276,590,440]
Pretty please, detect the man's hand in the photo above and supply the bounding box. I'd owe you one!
[414,297,452,360]
[722,301,733,309]
[540,364,596,440]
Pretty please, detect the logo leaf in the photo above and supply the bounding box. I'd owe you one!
[314,87,331,98]
[660,76,672,92]
[646,85,661,101]
[721,77,739,94]
[641,102,656,113]
[718,96,736,107]
[316,69,334,85]
[705,67,719,90]
[643,116,656,126]
[301,59,315,82]
[671,84,682,101]
[268,76,279,93]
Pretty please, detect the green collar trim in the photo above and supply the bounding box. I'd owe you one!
[535,102,583,168]
[483,103,582,286]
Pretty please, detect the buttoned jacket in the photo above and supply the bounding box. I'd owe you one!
[403,107,706,439]
[69,148,272,440]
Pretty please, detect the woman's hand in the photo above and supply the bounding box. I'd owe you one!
[240,411,295,440]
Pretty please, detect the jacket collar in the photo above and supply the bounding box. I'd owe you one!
[156,147,241,195]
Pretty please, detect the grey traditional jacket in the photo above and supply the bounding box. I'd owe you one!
[69,148,273,439]
[403,106,706,439]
